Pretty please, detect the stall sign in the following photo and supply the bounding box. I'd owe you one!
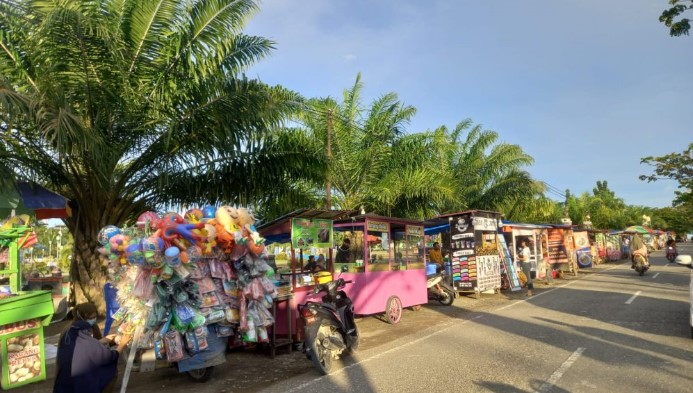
[472,216,498,231]
[0,319,40,336]
[476,254,501,292]
[547,228,570,264]
[366,221,389,233]
[406,225,423,236]
[449,214,476,289]
[1,329,45,389]
[291,218,333,249]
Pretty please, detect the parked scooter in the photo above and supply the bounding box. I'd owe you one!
[299,266,359,375]
[633,253,650,276]
[666,246,678,262]
[426,264,455,306]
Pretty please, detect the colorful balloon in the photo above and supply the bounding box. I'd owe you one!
[98,225,121,246]
[137,211,161,230]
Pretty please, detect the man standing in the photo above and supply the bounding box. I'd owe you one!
[518,239,533,296]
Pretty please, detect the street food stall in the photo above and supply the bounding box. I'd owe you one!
[260,210,428,331]
[425,211,503,297]
[0,226,54,390]
[573,230,593,269]
[499,221,552,280]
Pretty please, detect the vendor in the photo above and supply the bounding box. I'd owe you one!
[335,238,351,263]
[428,242,444,270]
[54,303,131,393]
[305,255,326,272]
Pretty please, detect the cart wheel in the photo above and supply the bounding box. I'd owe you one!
[187,366,214,383]
[385,296,402,324]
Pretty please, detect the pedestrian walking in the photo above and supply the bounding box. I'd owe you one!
[518,239,533,296]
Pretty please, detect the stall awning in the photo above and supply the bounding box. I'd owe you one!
[0,182,70,220]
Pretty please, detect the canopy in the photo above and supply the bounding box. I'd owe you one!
[625,226,650,234]
[0,182,70,220]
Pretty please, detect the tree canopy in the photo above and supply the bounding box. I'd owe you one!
[0,0,324,305]
[660,0,693,37]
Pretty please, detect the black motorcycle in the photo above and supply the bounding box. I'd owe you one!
[299,270,359,375]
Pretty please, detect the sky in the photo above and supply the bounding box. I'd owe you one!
[242,0,693,208]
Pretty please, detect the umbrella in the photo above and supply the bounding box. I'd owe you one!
[625,226,650,234]
[0,182,70,220]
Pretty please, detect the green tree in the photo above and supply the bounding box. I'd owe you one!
[0,0,324,308]
[660,0,693,37]
[436,120,542,219]
[640,143,693,207]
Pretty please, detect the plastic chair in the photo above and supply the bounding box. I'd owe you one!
[103,283,119,335]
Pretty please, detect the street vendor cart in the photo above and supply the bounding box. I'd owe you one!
[0,227,54,390]
[425,211,503,297]
[260,210,428,332]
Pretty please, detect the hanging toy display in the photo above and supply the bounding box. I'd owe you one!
[100,205,276,367]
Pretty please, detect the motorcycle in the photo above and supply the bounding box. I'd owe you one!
[666,246,678,262]
[426,264,455,306]
[299,268,359,375]
[633,253,650,276]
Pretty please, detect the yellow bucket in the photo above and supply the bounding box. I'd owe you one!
[314,271,333,284]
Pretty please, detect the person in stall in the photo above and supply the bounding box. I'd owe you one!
[54,303,131,393]
[305,255,327,272]
[335,238,351,263]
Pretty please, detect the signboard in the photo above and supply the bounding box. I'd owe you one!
[1,326,46,389]
[450,214,475,289]
[547,228,570,264]
[291,218,333,249]
[366,220,389,233]
[406,225,423,236]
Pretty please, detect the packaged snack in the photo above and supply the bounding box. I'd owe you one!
[184,329,199,354]
[205,309,225,324]
[164,330,185,362]
[194,326,209,351]
[216,324,234,338]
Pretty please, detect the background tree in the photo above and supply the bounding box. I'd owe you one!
[640,143,693,232]
[660,0,693,36]
[0,0,324,308]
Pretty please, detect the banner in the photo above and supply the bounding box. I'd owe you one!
[291,218,333,249]
[547,228,570,264]
[450,214,476,289]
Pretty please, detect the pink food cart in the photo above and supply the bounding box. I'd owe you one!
[259,210,428,343]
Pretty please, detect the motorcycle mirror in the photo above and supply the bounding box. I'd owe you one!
[675,255,693,270]
[341,265,348,273]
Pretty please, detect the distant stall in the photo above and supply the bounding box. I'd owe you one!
[499,221,552,280]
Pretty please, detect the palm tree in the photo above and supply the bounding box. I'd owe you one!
[298,73,419,212]
[433,120,541,217]
[0,0,324,307]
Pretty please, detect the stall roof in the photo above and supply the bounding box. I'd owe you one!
[423,210,502,227]
[258,208,357,239]
[500,220,552,229]
[334,213,424,227]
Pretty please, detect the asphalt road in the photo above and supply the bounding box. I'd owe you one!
[259,243,693,393]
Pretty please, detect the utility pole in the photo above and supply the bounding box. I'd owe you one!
[326,109,333,210]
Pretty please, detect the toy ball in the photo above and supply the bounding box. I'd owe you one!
[98,225,121,246]
[137,211,161,230]
[126,243,145,266]
[185,208,204,223]
[202,205,216,220]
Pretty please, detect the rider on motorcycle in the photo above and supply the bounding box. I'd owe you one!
[428,242,445,294]
[631,234,648,269]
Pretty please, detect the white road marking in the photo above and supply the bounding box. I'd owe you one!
[652,273,660,279]
[625,290,642,304]
[535,347,586,393]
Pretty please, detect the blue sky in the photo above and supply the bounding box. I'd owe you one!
[244,0,693,208]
